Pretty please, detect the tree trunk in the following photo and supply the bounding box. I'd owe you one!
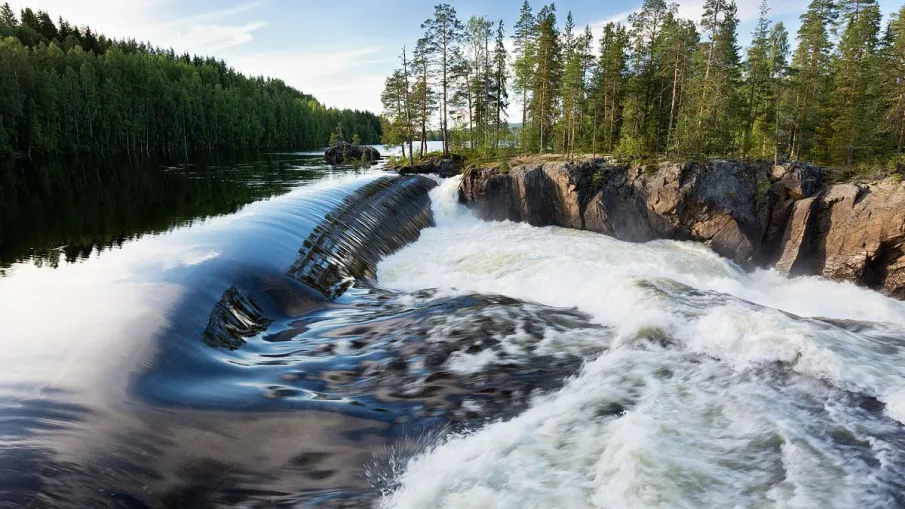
[666,48,680,155]
[402,46,414,166]
[696,9,719,156]
[421,67,428,157]
[774,80,783,165]
[898,99,905,155]
[442,33,450,157]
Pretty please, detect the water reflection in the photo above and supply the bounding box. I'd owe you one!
[0,149,588,507]
[0,152,329,271]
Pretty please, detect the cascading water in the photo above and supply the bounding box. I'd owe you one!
[375,176,905,509]
[4,157,905,508]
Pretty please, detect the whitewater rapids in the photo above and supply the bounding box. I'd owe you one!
[374,176,905,509]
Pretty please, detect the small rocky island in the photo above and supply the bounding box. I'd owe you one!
[388,154,465,178]
[324,142,380,165]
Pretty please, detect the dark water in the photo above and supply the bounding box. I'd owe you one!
[0,152,592,508]
[0,153,328,271]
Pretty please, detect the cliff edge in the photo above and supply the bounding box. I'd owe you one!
[460,159,905,298]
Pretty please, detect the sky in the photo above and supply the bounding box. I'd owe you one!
[8,0,903,116]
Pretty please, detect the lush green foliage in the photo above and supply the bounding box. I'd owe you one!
[0,5,381,157]
[383,0,905,170]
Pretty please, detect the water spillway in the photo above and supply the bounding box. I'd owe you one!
[2,156,905,508]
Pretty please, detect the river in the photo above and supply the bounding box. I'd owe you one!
[1,150,904,508]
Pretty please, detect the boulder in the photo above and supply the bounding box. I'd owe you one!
[325,142,380,165]
[396,155,465,177]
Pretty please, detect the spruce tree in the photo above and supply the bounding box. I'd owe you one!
[743,0,772,157]
[677,0,739,156]
[886,6,905,158]
[0,3,16,28]
[830,0,883,167]
[768,22,791,163]
[789,0,837,161]
[625,0,675,154]
[660,14,698,154]
[558,11,578,154]
[589,22,629,153]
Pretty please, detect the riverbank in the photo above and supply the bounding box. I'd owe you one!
[458,158,905,298]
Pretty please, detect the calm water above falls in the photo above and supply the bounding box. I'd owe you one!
[1,152,905,509]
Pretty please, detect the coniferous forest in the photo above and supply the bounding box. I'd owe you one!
[383,0,905,170]
[0,4,382,158]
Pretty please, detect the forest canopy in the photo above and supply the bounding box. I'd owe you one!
[0,4,382,157]
[383,0,905,170]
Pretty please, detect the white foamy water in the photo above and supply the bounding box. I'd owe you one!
[375,176,905,508]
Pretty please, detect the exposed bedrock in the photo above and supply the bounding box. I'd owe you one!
[459,159,905,298]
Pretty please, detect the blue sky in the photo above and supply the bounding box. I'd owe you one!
[9,0,904,115]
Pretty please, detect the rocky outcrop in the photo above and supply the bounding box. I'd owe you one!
[459,159,905,298]
[394,155,465,178]
[324,142,380,165]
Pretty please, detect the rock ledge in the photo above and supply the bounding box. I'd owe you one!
[459,159,905,298]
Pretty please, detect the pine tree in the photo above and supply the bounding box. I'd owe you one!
[381,70,409,157]
[768,22,790,163]
[421,4,464,157]
[464,16,493,150]
[491,20,509,149]
[830,0,882,167]
[743,0,772,157]
[558,11,577,154]
[412,38,435,156]
[789,0,837,161]
[886,6,905,158]
[512,1,535,146]
[529,4,562,153]
[681,0,741,156]
[401,46,415,164]
[660,14,697,154]
[589,22,629,153]
[624,0,675,153]
[559,17,593,156]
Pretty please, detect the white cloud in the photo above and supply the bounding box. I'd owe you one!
[228,47,392,111]
[591,9,634,28]
[7,0,163,40]
[157,0,265,28]
[172,21,267,53]
[591,0,811,32]
[8,0,268,53]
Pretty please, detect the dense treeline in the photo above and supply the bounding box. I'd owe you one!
[383,0,905,170]
[0,4,381,157]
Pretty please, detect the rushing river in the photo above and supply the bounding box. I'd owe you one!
[1,151,905,508]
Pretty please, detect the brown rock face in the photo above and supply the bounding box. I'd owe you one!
[459,159,905,298]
